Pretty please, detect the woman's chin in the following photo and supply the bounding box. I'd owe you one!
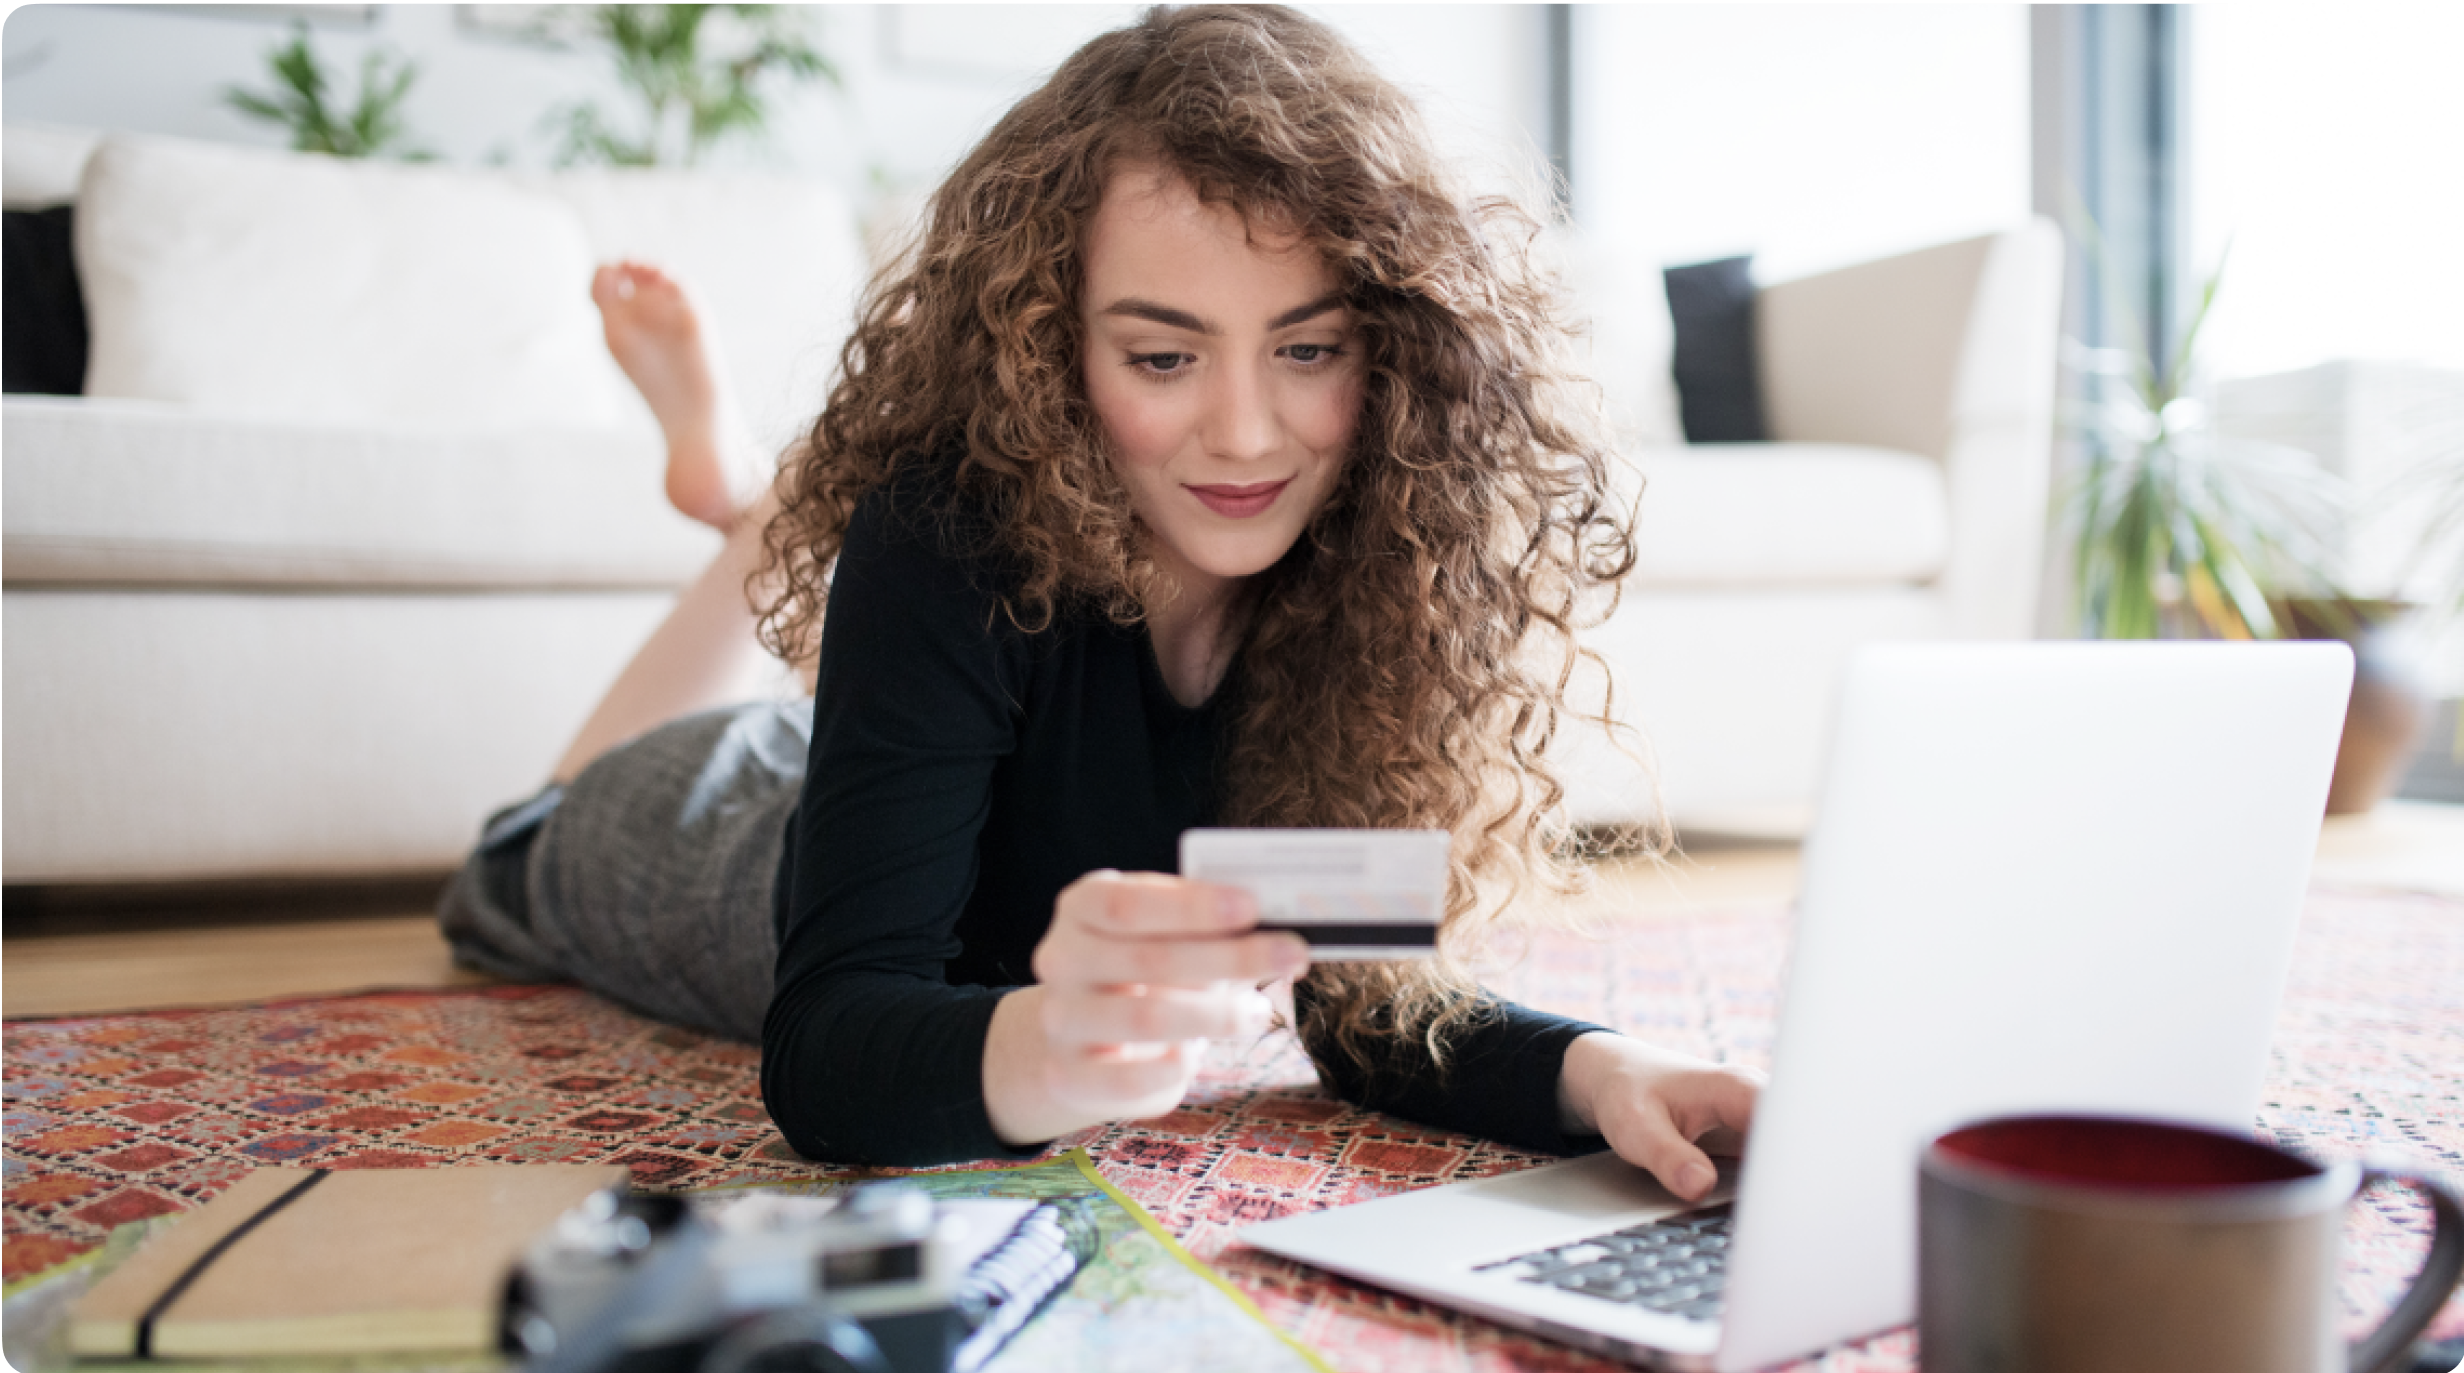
[1171,531,1305,586]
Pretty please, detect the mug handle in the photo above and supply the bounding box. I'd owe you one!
[2350,1166,2464,1373]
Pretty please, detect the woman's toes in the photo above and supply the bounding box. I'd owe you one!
[634,276,687,325]
[595,264,697,344]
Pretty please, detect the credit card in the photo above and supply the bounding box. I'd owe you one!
[1179,828,1448,960]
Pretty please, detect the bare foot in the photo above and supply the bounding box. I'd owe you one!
[591,261,751,531]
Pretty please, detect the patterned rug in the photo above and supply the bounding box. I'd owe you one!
[8,887,2461,1371]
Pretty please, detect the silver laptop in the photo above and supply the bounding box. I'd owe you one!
[1243,641,2354,1371]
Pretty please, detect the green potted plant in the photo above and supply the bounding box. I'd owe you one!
[540,4,839,168]
[2057,263,2435,812]
[2368,453,2464,785]
[224,23,433,161]
[2060,264,2352,641]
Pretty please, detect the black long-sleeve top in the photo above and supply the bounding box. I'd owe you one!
[760,472,1608,1166]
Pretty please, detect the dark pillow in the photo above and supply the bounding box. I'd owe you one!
[4,206,89,396]
[1663,254,1768,443]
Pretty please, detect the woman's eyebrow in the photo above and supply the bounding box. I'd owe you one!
[1267,292,1347,329]
[1101,298,1212,333]
[1098,291,1348,335]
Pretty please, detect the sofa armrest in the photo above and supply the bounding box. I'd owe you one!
[1756,219,2064,638]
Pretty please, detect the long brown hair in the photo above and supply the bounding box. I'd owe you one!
[760,4,1647,1088]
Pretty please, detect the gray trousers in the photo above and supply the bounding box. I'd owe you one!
[437,700,811,1042]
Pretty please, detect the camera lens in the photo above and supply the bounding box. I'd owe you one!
[695,1306,892,1373]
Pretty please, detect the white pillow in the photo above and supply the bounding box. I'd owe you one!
[76,136,627,428]
[515,167,868,454]
[1544,226,1686,452]
[3,123,103,210]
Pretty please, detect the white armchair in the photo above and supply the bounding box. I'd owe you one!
[1560,220,2064,833]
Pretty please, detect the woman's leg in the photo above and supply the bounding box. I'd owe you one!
[549,264,802,786]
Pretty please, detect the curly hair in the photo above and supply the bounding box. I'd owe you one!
[759,4,1650,1092]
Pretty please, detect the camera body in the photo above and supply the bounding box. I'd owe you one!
[507,1183,975,1373]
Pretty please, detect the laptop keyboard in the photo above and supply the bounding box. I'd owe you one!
[1472,1204,1734,1321]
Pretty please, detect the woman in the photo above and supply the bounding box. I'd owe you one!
[443,5,1758,1200]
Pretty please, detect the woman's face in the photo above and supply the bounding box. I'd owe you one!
[1079,167,1362,603]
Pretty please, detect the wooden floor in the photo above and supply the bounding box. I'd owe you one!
[7,804,2460,1022]
[4,916,495,1021]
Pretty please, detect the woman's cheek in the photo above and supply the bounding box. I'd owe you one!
[1089,376,1184,473]
[1299,371,1363,461]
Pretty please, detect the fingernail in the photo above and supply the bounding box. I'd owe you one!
[1238,991,1273,1035]
[1679,1162,1715,1197]
[1216,889,1252,925]
[1275,938,1311,976]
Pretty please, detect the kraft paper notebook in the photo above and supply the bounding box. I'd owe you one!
[69,1164,625,1360]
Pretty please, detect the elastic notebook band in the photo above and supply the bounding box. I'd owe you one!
[135,1169,330,1358]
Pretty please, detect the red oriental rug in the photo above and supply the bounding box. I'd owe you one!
[8,888,2461,1371]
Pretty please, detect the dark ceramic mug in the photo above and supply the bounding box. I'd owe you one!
[1919,1114,2464,1373]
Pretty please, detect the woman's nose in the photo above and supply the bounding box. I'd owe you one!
[1201,359,1278,463]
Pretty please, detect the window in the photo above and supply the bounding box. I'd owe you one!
[2188,5,2464,378]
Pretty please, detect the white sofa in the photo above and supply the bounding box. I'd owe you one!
[1563,221,2064,832]
[4,128,859,884]
[2,124,2059,883]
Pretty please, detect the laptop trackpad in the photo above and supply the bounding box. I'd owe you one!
[1246,1150,1736,1276]
[1467,1149,1710,1221]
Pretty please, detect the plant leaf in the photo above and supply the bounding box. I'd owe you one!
[2159,247,2230,399]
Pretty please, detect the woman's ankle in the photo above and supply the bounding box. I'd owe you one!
[664,434,750,531]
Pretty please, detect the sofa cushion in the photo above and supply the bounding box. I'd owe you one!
[76,135,630,429]
[1623,443,1948,587]
[1546,228,1686,451]
[1664,255,1770,443]
[1,123,101,211]
[1,396,717,589]
[3,207,87,395]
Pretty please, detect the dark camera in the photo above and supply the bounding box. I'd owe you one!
[505,1182,1095,1373]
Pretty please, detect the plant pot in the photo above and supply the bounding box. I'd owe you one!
[2278,598,2434,815]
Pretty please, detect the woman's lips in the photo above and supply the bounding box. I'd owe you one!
[1187,478,1292,519]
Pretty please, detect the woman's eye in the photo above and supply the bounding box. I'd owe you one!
[1283,343,1341,365]
[1131,352,1191,376]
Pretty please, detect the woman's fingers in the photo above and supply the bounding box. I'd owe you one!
[1059,870,1255,938]
[1667,1067,1760,1142]
[1044,983,1273,1047]
[1608,1067,1762,1202]
[1621,1109,1723,1202]
[1037,872,1308,988]
[1039,927,1307,988]
[1044,1038,1200,1118]
[1022,870,1308,1130]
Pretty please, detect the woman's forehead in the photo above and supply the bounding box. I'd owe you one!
[1083,167,1333,316]
[1097,160,1314,245]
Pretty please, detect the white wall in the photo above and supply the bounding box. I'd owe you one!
[1574,4,2033,283]
[5,5,651,169]
[8,4,2036,281]
[0,4,1548,219]
[2187,5,2464,378]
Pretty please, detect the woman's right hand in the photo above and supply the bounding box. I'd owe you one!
[982,870,1312,1146]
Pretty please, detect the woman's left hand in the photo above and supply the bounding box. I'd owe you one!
[1557,1031,1763,1202]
